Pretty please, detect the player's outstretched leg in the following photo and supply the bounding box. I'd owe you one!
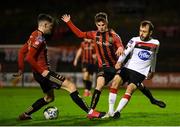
[18,97,50,120]
[139,84,166,108]
[151,99,166,108]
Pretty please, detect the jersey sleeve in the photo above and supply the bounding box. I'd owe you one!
[150,41,160,72]
[66,20,94,39]
[25,35,45,74]
[18,42,28,72]
[113,33,124,49]
[117,39,135,63]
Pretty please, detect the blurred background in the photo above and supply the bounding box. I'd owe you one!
[0,0,179,88]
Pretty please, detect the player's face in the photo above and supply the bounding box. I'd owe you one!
[139,25,152,41]
[96,21,108,33]
[44,22,54,34]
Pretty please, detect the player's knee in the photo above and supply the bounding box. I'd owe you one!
[62,80,77,92]
[111,75,121,88]
[44,96,55,103]
[126,84,137,94]
[95,83,104,91]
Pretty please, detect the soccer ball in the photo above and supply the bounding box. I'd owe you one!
[43,106,59,120]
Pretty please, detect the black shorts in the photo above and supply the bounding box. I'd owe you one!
[117,67,145,87]
[82,63,98,75]
[97,66,117,85]
[33,72,65,93]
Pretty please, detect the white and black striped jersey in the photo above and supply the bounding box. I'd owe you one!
[118,37,159,77]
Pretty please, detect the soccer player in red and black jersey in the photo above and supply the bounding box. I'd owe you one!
[61,12,124,119]
[73,38,97,97]
[14,13,89,120]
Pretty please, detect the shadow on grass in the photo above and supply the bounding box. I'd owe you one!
[1,113,180,126]
[0,115,112,126]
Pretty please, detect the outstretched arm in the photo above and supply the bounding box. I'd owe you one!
[61,14,93,39]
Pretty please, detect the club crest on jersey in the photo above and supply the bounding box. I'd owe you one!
[36,36,45,44]
[138,50,151,61]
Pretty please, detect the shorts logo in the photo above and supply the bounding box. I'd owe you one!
[138,50,151,61]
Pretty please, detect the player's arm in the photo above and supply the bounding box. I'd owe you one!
[61,14,93,39]
[112,32,124,57]
[147,42,160,79]
[73,47,82,67]
[115,39,135,69]
[14,43,28,77]
[26,45,45,75]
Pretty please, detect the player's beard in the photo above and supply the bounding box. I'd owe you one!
[140,35,150,41]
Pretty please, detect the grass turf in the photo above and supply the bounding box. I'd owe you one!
[0,87,179,126]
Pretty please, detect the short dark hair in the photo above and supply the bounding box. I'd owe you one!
[95,12,108,23]
[140,20,154,32]
[37,13,54,23]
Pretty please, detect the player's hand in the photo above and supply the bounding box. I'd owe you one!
[41,70,50,77]
[147,72,154,80]
[61,14,71,23]
[115,62,122,69]
[115,47,124,56]
[73,60,77,67]
[110,29,116,34]
[13,70,22,77]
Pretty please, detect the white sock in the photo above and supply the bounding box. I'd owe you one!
[115,93,131,112]
[108,92,117,115]
[88,109,93,114]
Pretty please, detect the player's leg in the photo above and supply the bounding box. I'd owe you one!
[61,79,89,113]
[138,83,166,108]
[46,70,89,113]
[18,73,54,120]
[82,69,92,97]
[19,90,54,120]
[105,68,126,118]
[90,76,105,109]
[113,83,136,119]
[86,75,107,119]
[107,74,122,117]
[113,69,145,119]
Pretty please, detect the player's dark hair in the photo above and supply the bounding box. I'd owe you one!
[140,20,154,32]
[95,12,108,23]
[37,13,54,23]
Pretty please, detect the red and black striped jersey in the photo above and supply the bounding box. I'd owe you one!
[66,20,124,68]
[80,41,96,64]
[18,30,49,74]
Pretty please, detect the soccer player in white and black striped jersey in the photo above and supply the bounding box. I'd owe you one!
[106,20,166,119]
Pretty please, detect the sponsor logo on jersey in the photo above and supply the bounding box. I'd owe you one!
[96,41,112,46]
[138,50,151,61]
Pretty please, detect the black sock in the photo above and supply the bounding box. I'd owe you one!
[86,80,92,91]
[70,91,89,113]
[139,86,155,102]
[26,98,48,115]
[90,89,101,109]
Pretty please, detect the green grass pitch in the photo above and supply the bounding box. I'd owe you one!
[0,87,179,126]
